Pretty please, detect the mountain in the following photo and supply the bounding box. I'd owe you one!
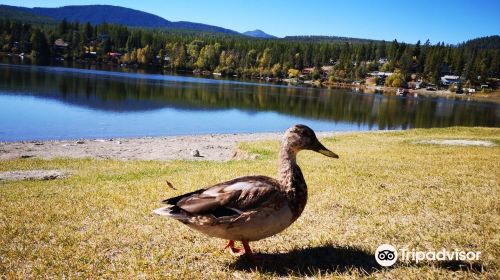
[461,35,500,49]
[283,35,385,44]
[0,5,240,35]
[0,4,56,25]
[243,29,276,39]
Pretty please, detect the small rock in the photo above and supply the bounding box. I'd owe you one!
[191,150,201,157]
[76,140,85,144]
[20,155,33,159]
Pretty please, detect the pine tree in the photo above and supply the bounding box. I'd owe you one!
[58,18,69,37]
[30,29,50,59]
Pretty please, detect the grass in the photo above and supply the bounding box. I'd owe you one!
[1,127,499,279]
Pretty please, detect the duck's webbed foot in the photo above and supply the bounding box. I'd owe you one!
[224,240,245,256]
[225,240,257,257]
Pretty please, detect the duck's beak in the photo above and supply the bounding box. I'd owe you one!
[313,140,339,159]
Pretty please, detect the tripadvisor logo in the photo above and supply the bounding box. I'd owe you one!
[375,244,398,267]
[375,244,481,267]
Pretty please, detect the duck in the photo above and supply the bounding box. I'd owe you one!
[153,124,339,258]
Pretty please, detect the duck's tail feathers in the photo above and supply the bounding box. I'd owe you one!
[152,205,190,222]
[162,188,204,205]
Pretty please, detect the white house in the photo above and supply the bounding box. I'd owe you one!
[378,58,388,64]
[440,75,460,86]
[369,71,393,78]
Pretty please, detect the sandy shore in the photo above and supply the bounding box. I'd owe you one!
[365,85,500,103]
[0,131,339,161]
[410,88,500,103]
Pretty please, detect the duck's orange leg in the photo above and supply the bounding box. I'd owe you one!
[224,240,245,256]
[224,240,256,257]
[242,240,254,257]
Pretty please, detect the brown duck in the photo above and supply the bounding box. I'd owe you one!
[153,124,339,257]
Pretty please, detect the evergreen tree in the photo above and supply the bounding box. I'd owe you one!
[58,18,69,37]
[30,29,50,59]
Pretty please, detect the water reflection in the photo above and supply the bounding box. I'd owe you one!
[0,64,498,140]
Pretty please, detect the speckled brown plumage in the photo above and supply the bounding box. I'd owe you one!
[153,124,339,256]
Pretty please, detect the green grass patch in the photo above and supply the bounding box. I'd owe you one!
[238,140,278,160]
[1,127,499,279]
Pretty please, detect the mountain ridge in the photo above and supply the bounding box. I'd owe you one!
[0,4,241,35]
[243,29,276,38]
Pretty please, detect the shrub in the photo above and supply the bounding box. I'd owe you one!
[384,71,405,87]
[288,68,300,78]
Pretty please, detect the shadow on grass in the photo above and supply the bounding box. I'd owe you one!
[229,244,485,277]
[429,260,485,272]
[230,244,379,276]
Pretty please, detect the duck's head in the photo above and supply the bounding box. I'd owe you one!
[282,124,339,158]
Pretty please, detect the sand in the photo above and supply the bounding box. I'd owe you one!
[0,131,338,162]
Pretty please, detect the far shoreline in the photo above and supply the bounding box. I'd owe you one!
[2,59,499,104]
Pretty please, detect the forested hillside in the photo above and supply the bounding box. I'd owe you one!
[1,17,499,88]
[0,5,240,34]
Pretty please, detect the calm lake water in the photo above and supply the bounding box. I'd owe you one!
[0,63,498,141]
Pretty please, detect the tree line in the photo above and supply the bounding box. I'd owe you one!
[1,18,499,87]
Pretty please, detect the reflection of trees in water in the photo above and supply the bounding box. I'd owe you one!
[1,66,498,129]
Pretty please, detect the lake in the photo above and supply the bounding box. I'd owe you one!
[0,63,498,141]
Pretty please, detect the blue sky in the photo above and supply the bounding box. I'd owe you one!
[2,0,499,44]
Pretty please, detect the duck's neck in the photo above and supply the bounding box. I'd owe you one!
[278,145,307,218]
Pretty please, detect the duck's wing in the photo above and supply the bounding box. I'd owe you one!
[156,175,282,220]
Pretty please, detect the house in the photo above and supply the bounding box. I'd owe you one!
[378,58,388,64]
[321,66,333,73]
[440,75,460,86]
[368,71,393,86]
[53,39,69,57]
[368,71,393,78]
[302,67,315,74]
[54,39,69,50]
[108,52,122,58]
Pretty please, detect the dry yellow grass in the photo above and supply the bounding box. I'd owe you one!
[1,127,499,279]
